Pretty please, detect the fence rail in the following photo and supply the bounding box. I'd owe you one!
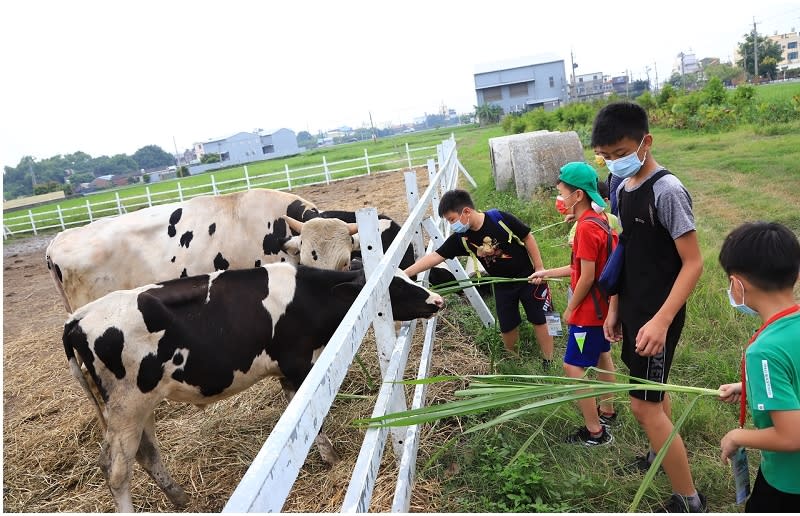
[2,143,440,239]
[223,136,492,513]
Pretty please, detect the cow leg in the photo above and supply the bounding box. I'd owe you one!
[135,412,188,508]
[99,415,144,512]
[279,378,340,465]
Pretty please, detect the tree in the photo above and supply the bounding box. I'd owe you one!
[132,145,175,170]
[177,166,190,178]
[474,104,504,125]
[737,33,783,81]
[703,62,744,85]
[200,153,220,164]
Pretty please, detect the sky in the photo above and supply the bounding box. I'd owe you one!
[2,0,799,171]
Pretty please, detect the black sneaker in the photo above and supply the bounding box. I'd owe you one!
[565,426,613,446]
[615,453,663,476]
[657,492,708,513]
[598,407,618,426]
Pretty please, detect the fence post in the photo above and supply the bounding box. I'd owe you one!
[427,159,442,228]
[244,165,251,190]
[86,199,93,222]
[211,175,218,196]
[145,187,153,207]
[364,148,371,175]
[404,172,426,261]
[405,142,412,168]
[57,205,65,230]
[285,164,292,190]
[177,182,184,202]
[115,192,123,215]
[322,156,331,185]
[28,210,38,236]
[355,207,407,462]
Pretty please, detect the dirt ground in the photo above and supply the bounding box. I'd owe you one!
[2,169,485,512]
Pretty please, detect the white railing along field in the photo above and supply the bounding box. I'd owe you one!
[2,142,439,239]
[223,137,494,513]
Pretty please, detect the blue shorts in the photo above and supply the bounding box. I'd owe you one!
[564,325,610,368]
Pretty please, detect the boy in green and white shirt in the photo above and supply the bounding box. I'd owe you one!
[717,221,800,512]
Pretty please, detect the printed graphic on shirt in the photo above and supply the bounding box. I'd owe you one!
[474,236,511,266]
[762,359,773,399]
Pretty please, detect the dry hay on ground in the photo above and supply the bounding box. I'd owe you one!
[3,168,488,512]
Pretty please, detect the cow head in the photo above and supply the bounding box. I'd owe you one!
[282,216,359,271]
[332,269,444,320]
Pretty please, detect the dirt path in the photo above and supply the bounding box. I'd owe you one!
[2,168,483,512]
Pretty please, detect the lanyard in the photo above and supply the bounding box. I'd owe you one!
[740,304,800,427]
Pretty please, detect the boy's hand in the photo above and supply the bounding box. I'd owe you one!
[720,429,742,465]
[528,270,547,285]
[603,310,622,342]
[634,317,669,356]
[564,214,575,223]
[718,383,742,403]
[563,306,573,325]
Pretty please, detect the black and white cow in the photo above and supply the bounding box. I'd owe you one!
[317,210,457,286]
[45,189,359,312]
[62,263,443,512]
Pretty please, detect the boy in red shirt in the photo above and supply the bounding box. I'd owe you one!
[530,162,619,445]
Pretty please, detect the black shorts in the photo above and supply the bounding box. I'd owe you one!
[621,307,685,402]
[493,282,550,333]
[746,467,800,512]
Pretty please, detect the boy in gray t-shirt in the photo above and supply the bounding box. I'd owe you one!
[593,102,706,513]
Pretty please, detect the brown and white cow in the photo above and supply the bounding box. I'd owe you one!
[45,189,358,312]
[63,263,443,512]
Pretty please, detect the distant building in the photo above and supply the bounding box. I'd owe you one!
[474,54,568,114]
[90,174,129,189]
[673,51,700,76]
[572,72,610,101]
[767,30,800,70]
[193,128,300,165]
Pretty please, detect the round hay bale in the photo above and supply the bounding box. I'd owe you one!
[510,130,585,199]
[487,131,549,191]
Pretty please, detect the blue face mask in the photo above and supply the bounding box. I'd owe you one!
[450,211,470,234]
[605,136,646,179]
[727,278,758,316]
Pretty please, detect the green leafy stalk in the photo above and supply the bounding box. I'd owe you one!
[431,275,564,296]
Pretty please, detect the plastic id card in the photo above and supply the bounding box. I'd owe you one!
[732,447,751,504]
[544,311,563,337]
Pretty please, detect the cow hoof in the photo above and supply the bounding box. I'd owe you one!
[167,486,189,508]
[319,447,341,466]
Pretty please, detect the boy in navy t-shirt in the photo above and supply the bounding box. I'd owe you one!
[404,189,554,367]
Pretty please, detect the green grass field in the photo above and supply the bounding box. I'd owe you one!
[3,126,473,237]
[417,120,800,512]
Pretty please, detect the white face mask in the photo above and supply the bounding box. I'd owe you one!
[605,136,647,179]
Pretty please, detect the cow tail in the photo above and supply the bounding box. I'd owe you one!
[63,319,108,432]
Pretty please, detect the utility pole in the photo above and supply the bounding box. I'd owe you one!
[654,61,659,94]
[752,17,760,81]
[172,136,180,167]
[679,52,686,89]
[645,65,651,92]
[570,49,576,100]
[368,111,377,143]
[28,158,37,189]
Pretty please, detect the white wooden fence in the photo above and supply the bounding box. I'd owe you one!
[2,142,438,239]
[223,137,494,513]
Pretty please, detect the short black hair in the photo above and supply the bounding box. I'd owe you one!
[718,222,800,291]
[438,189,474,217]
[591,102,650,147]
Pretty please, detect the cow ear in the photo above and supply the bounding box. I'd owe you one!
[351,234,361,251]
[281,236,301,256]
[331,281,362,300]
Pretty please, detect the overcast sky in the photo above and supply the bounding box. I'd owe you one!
[2,0,798,171]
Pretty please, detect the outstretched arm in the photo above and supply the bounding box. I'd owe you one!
[404,253,446,278]
[523,233,544,272]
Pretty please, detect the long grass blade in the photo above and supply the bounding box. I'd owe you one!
[629,395,703,512]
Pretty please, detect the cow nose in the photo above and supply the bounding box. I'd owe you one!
[431,293,445,308]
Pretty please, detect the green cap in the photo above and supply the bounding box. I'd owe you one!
[558,161,606,209]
